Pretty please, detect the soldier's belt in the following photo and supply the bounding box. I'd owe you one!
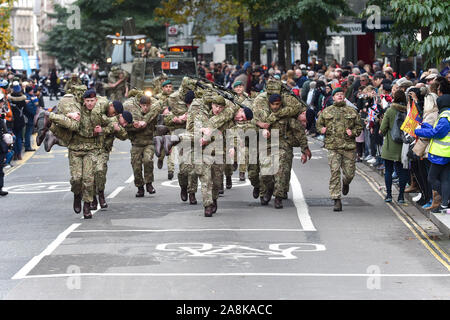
[75,136,97,143]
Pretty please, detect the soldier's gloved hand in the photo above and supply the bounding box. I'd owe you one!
[321,127,327,134]
[346,128,353,136]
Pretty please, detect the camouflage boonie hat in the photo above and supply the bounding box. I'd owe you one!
[266,78,282,95]
[69,84,88,103]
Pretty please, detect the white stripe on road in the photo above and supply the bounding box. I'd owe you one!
[107,186,125,199]
[72,228,308,233]
[18,272,450,279]
[125,175,134,184]
[11,223,81,280]
[290,169,316,231]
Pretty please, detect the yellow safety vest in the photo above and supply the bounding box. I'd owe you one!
[429,110,450,158]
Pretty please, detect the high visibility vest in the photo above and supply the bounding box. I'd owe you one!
[429,110,450,158]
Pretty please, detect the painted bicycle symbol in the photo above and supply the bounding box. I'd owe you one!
[4,182,71,194]
[155,242,326,260]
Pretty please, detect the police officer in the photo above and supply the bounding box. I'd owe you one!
[317,87,363,211]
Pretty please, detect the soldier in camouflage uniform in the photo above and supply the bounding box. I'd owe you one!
[232,80,253,181]
[63,73,82,94]
[124,93,164,197]
[252,78,306,207]
[47,89,111,219]
[155,80,175,179]
[316,88,363,212]
[91,100,130,210]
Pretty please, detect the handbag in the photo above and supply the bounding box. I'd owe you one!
[390,111,406,143]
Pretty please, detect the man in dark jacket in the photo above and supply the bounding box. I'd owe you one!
[9,82,26,160]
[24,86,38,151]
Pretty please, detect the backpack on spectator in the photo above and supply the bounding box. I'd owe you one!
[390,110,406,143]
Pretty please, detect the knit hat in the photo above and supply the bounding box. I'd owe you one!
[233,80,243,88]
[332,87,343,96]
[112,100,124,114]
[122,110,133,124]
[242,107,253,120]
[269,94,282,104]
[12,81,21,93]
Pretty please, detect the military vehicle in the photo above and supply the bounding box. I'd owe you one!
[129,51,198,96]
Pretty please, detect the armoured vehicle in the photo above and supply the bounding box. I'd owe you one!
[129,51,198,96]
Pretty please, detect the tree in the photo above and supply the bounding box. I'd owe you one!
[41,0,166,71]
[364,0,450,69]
[0,0,14,58]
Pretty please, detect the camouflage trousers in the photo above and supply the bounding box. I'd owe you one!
[49,113,76,147]
[131,144,154,187]
[260,147,292,198]
[69,149,98,202]
[327,149,356,200]
[194,161,223,208]
[158,148,175,172]
[94,150,110,193]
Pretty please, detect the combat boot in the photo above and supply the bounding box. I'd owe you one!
[333,199,342,212]
[253,187,260,199]
[153,136,164,158]
[36,130,48,146]
[90,195,98,210]
[260,197,269,206]
[83,202,92,219]
[98,191,108,208]
[263,188,273,204]
[226,175,232,189]
[204,205,213,217]
[274,197,283,209]
[136,186,145,197]
[168,171,174,180]
[212,199,217,214]
[239,172,246,181]
[146,183,155,194]
[233,162,238,172]
[219,183,224,195]
[157,158,164,169]
[180,187,188,202]
[342,183,350,196]
[189,193,197,205]
[44,131,59,152]
[163,135,180,155]
[73,193,82,214]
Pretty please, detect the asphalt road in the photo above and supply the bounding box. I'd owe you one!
[1,97,449,300]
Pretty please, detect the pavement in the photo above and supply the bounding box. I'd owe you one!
[0,98,449,299]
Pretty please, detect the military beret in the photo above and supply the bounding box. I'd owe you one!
[211,94,226,106]
[233,80,243,88]
[122,110,133,124]
[332,87,343,96]
[83,89,97,99]
[162,80,172,87]
[242,107,253,120]
[184,90,195,104]
[112,100,124,114]
[269,94,282,104]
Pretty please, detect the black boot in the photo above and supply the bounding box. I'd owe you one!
[226,175,232,189]
[180,187,188,202]
[260,196,269,206]
[157,157,164,169]
[90,195,98,210]
[83,202,92,219]
[263,188,273,204]
[212,199,217,214]
[98,190,108,208]
[333,199,342,212]
[239,172,246,181]
[204,205,213,217]
[73,193,82,214]
[153,136,164,158]
[163,135,180,155]
[146,183,155,194]
[274,197,283,209]
[189,193,197,205]
[44,131,59,152]
[342,183,349,196]
[168,171,174,180]
[136,186,145,197]
[253,187,260,199]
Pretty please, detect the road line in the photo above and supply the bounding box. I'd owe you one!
[19,272,450,279]
[72,228,307,233]
[125,175,134,184]
[290,169,316,231]
[356,167,450,271]
[107,186,125,199]
[11,223,81,280]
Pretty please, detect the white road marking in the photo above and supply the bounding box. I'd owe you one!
[125,175,134,184]
[11,223,81,280]
[72,228,307,233]
[107,186,125,199]
[18,273,450,279]
[290,169,316,231]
